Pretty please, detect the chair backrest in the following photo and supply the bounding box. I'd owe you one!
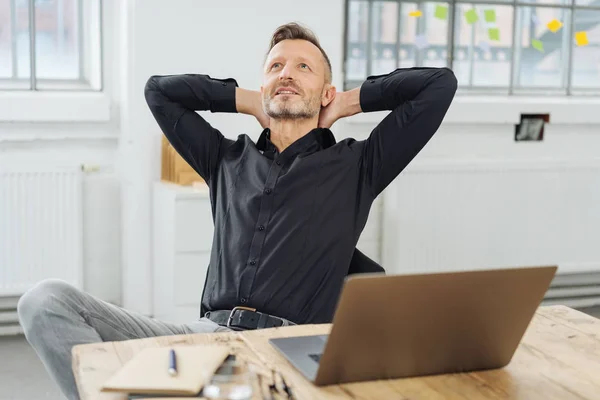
[347,248,385,276]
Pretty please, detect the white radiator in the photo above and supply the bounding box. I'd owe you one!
[0,164,83,297]
[0,164,83,335]
[382,159,600,306]
[382,159,600,307]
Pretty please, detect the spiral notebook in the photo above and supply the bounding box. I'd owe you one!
[101,345,230,397]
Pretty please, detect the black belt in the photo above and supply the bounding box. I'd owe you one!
[205,306,296,331]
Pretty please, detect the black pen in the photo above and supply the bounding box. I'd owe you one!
[168,348,177,376]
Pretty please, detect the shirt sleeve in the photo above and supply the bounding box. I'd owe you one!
[357,67,457,197]
[144,74,238,183]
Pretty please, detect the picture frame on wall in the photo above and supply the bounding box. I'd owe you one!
[515,114,550,142]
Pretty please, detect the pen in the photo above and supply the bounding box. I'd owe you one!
[168,348,177,376]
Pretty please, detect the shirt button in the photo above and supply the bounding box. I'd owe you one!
[240,298,247,304]
[221,82,227,86]
[276,160,281,166]
[265,188,272,194]
[258,225,265,231]
[249,260,256,265]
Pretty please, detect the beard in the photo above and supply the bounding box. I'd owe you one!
[263,92,321,120]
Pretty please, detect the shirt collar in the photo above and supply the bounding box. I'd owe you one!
[256,127,336,157]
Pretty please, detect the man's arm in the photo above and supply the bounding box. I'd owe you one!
[362,67,457,196]
[144,74,266,182]
[325,67,457,197]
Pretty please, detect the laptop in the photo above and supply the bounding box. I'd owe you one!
[269,265,557,386]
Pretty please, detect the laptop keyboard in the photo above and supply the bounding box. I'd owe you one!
[309,353,322,363]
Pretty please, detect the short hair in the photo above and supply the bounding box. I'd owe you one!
[266,22,332,84]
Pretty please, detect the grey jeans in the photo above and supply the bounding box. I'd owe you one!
[17,279,231,400]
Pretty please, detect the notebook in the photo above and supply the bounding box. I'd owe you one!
[101,345,230,397]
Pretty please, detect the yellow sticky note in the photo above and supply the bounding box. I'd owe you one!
[409,10,422,17]
[575,31,589,46]
[547,19,563,33]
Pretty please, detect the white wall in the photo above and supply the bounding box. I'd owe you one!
[0,0,122,304]
[0,136,121,304]
[2,0,599,312]
[342,117,600,276]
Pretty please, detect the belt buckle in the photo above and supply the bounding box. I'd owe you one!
[227,306,256,328]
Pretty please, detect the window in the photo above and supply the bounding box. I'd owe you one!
[344,0,600,95]
[0,0,102,91]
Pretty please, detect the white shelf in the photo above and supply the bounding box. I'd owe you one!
[152,181,213,324]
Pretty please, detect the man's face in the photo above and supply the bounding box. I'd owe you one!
[261,39,329,120]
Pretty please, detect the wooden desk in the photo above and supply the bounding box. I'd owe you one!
[72,305,600,399]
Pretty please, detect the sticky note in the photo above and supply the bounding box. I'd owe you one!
[488,28,500,41]
[414,34,429,49]
[547,19,563,33]
[484,9,496,23]
[531,39,544,52]
[465,9,479,24]
[434,4,448,20]
[409,10,422,17]
[575,31,589,46]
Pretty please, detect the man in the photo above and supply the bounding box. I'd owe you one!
[17,22,456,399]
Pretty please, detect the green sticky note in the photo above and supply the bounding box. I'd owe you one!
[465,9,479,24]
[488,28,500,41]
[531,39,544,52]
[434,4,448,20]
[465,8,479,25]
[484,9,496,23]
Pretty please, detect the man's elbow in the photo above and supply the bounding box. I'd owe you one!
[144,75,165,106]
[440,68,458,94]
[144,76,159,97]
[430,68,457,108]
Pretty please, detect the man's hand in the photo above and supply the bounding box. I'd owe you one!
[236,88,269,129]
[318,93,342,129]
[318,88,362,129]
[254,103,270,129]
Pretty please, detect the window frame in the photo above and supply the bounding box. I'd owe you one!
[1,0,104,92]
[0,0,109,123]
[343,0,600,96]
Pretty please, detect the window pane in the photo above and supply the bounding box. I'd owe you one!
[0,0,31,88]
[35,0,80,80]
[400,2,449,68]
[453,4,514,87]
[571,9,600,88]
[370,1,398,76]
[0,0,13,78]
[514,6,571,88]
[346,0,369,83]
[344,0,599,95]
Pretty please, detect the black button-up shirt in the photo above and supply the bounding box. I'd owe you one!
[144,67,457,324]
